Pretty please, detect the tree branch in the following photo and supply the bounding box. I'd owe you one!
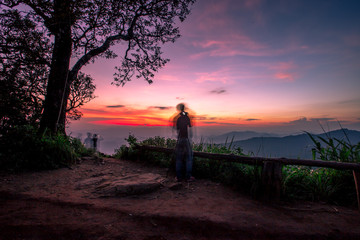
[70,8,143,80]
[23,0,52,26]
[70,33,131,80]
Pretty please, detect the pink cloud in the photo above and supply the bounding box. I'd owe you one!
[269,62,298,82]
[192,34,267,57]
[214,34,264,50]
[269,62,296,71]
[189,51,209,60]
[190,37,319,59]
[156,74,181,82]
[274,73,295,82]
[195,67,236,84]
[195,72,229,84]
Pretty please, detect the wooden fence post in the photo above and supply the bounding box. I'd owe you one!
[353,170,360,211]
[261,161,283,202]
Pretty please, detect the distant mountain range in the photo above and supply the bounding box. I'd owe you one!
[213,129,360,159]
[207,131,280,143]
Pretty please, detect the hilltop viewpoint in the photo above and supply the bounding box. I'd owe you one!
[1,156,360,240]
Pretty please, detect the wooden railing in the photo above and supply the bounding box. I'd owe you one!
[135,144,360,210]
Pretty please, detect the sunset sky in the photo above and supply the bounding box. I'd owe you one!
[69,0,360,150]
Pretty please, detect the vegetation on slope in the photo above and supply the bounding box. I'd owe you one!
[0,125,92,171]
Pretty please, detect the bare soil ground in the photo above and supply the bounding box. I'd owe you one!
[1,157,360,240]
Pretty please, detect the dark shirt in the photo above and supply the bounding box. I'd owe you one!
[92,137,98,148]
[176,112,191,139]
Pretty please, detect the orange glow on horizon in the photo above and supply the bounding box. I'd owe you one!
[79,102,359,130]
[85,110,293,128]
[91,120,167,127]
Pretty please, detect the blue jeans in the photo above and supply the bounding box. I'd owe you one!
[175,138,193,180]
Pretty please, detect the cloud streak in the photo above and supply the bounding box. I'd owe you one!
[210,88,227,94]
[246,118,261,121]
[192,33,267,58]
[150,106,172,110]
[106,105,125,108]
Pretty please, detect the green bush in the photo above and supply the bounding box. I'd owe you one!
[0,125,81,171]
[113,134,140,160]
[282,166,356,205]
[70,137,91,156]
[114,134,358,206]
[113,135,177,167]
[113,144,129,159]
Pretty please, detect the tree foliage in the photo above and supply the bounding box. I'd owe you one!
[67,72,96,120]
[0,9,50,131]
[0,3,95,131]
[0,0,196,133]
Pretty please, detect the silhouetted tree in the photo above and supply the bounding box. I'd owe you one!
[0,0,196,133]
[0,8,95,132]
[67,72,96,121]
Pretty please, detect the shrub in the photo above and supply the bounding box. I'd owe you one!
[0,125,80,171]
[70,136,94,157]
[282,166,356,205]
[113,134,141,160]
[113,135,177,167]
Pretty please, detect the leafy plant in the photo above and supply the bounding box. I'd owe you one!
[301,129,359,205]
[282,166,356,205]
[125,134,138,147]
[0,125,82,171]
[306,130,360,163]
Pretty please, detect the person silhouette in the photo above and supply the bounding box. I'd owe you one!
[92,134,101,151]
[173,103,195,182]
[91,133,104,152]
[84,132,92,149]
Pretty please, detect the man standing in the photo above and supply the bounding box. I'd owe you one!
[173,103,195,182]
[84,132,93,149]
[92,134,98,151]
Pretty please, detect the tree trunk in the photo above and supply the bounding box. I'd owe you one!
[40,0,72,134]
[57,71,76,134]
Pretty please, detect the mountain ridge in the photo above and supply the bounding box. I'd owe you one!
[207,130,280,143]
[216,129,360,159]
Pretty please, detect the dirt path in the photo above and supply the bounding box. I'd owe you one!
[1,157,359,240]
